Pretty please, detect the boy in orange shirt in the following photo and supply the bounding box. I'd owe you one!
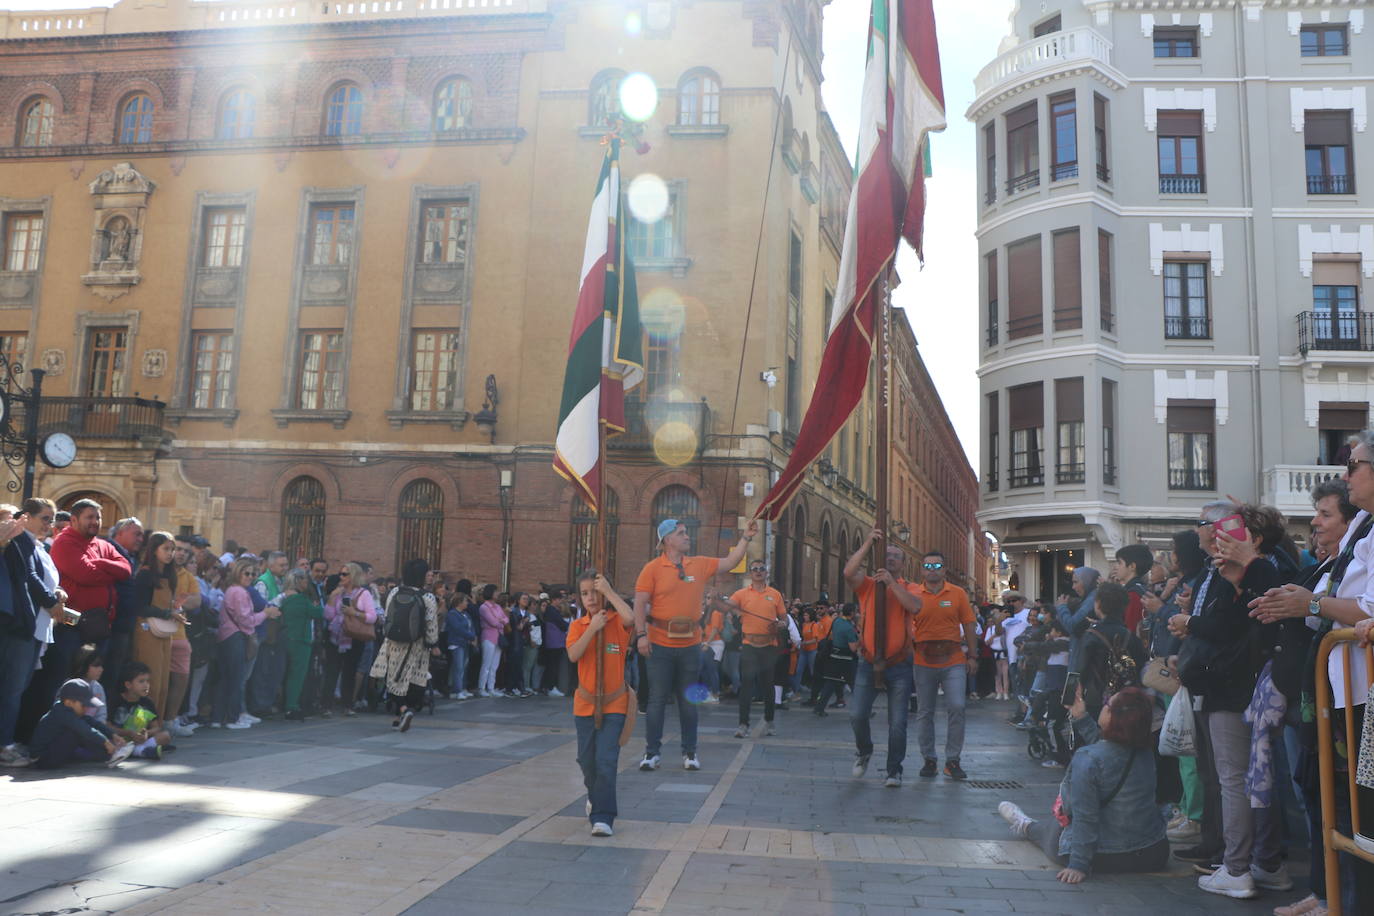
[568,570,635,837]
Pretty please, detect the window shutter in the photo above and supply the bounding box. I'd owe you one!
[1166,399,1214,433]
[1098,230,1113,327]
[988,391,999,435]
[985,249,998,298]
[1306,111,1353,146]
[1102,379,1116,428]
[1312,259,1361,286]
[1052,229,1081,329]
[1007,235,1042,338]
[1055,378,1084,423]
[1157,110,1202,136]
[1319,402,1367,430]
[1009,382,1043,430]
[1006,101,1037,132]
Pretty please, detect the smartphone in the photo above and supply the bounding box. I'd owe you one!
[1061,671,1082,708]
[341,596,352,607]
[62,608,82,626]
[1215,514,1248,542]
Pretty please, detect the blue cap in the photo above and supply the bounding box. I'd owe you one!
[58,678,103,707]
[657,519,681,543]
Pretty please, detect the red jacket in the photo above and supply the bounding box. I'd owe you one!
[51,526,131,621]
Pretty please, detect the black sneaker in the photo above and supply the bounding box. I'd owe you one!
[919,758,938,778]
[1173,845,1222,864]
[944,760,967,780]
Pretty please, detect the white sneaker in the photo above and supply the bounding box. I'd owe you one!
[1197,866,1258,899]
[106,744,135,767]
[1356,832,1374,856]
[702,695,720,704]
[638,754,660,771]
[683,754,700,770]
[549,688,565,698]
[852,754,870,778]
[208,722,223,729]
[586,800,592,816]
[168,723,196,738]
[226,721,252,730]
[1251,862,1293,891]
[591,822,613,837]
[239,713,261,725]
[998,801,1034,839]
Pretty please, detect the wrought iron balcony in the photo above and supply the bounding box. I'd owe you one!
[1168,467,1214,491]
[1165,315,1211,340]
[1051,162,1078,181]
[1307,173,1354,195]
[33,395,168,443]
[1056,463,1085,485]
[1297,310,1374,354]
[1160,175,1204,194]
[610,397,709,458]
[1005,171,1039,195]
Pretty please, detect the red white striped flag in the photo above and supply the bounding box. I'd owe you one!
[756,0,944,521]
[553,139,644,511]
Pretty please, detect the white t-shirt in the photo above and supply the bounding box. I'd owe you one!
[1310,510,1374,708]
[1002,609,1031,665]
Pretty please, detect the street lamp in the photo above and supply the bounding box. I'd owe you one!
[816,457,838,488]
[498,468,513,592]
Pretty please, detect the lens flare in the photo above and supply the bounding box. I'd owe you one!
[626,173,669,224]
[684,682,711,705]
[640,286,685,339]
[624,11,642,35]
[618,72,658,123]
[653,420,699,468]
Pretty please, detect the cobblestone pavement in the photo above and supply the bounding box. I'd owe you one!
[0,688,1302,915]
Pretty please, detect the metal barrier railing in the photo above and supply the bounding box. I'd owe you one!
[1315,629,1374,915]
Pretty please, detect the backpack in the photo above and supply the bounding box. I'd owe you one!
[384,586,427,644]
[1089,627,1139,698]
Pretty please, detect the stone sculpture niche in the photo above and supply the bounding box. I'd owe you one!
[82,162,155,301]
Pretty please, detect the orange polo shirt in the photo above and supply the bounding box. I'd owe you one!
[854,576,913,665]
[568,613,631,717]
[907,581,976,668]
[703,609,724,643]
[817,614,835,639]
[730,585,785,645]
[635,554,717,648]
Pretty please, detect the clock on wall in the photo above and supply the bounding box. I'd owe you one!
[40,432,76,469]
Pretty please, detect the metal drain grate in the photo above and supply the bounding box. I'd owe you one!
[965,779,1024,790]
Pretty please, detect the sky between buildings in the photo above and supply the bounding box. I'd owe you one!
[7,0,1007,469]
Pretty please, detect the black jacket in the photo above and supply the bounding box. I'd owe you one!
[30,702,109,766]
[1079,620,1147,717]
[1186,559,1281,713]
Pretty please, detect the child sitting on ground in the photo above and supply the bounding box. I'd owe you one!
[70,645,108,725]
[566,570,635,838]
[30,679,131,769]
[110,662,174,759]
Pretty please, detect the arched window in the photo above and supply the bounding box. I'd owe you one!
[218,88,255,140]
[834,524,848,604]
[434,77,473,131]
[280,476,326,563]
[677,71,720,126]
[650,484,699,551]
[819,520,832,598]
[19,97,53,147]
[396,478,444,572]
[323,83,363,137]
[118,93,153,144]
[570,488,619,581]
[588,70,625,127]
[789,508,805,599]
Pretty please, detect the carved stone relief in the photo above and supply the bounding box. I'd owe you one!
[82,162,156,300]
[40,348,65,377]
[141,348,167,379]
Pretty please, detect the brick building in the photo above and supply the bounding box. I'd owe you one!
[0,0,979,598]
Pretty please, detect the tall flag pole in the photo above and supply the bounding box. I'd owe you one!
[554,131,644,727]
[754,0,943,677]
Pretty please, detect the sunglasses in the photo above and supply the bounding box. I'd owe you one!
[673,560,687,581]
[749,566,766,573]
[922,562,944,570]
[1196,519,1215,528]
[1348,458,1372,477]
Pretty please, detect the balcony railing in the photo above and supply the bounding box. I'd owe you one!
[610,398,709,458]
[1056,463,1085,484]
[1165,315,1211,340]
[1005,171,1040,195]
[1096,163,1111,182]
[1009,458,1043,488]
[1297,310,1374,354]
[1052,162,1078,181]
[1308,173,1354,195]
[1263,464,1344,516]
[986,299,999,346]
[1160,175,1204,194]
[973,26,1113,99]
[32,396,167,442]
[1168,467,1214,491]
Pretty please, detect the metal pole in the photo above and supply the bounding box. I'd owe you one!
[22,368,45,501]
[872,275,892,682]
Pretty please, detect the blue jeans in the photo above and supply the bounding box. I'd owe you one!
[576,713,625,826]
[449,645,469,694]
[697,646,719,695]
[247,638,287,713]
[913,662,968,762]
[0,633,39,746]
[722,648,741,692]
[850,658,913,777]
[792,649,816,693]
[215,633,249,725]
[644,644,698,758]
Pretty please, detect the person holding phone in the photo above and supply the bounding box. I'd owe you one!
[322,562,377,716]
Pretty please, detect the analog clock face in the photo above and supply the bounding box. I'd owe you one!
[41,432,76,469]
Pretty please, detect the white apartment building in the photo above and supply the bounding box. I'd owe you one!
[970,0,1370,601]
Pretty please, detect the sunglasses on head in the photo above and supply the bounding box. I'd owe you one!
[922,562,944,570]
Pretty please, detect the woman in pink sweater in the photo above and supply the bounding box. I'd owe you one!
[322,562,378,716]
[477,584,509,697]
[214,558,279,728]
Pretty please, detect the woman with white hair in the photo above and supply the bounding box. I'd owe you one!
[322,562,377,716]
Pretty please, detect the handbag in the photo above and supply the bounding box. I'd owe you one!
[146,615,178,639]
[75,608,110,643]
[1141,656,1180,695]
[342,593,374,643]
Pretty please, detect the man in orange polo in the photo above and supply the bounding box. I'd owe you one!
[634,516,757,772]
[842,527,922,788]
[907,550,978,780]
[723,560,787,738]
